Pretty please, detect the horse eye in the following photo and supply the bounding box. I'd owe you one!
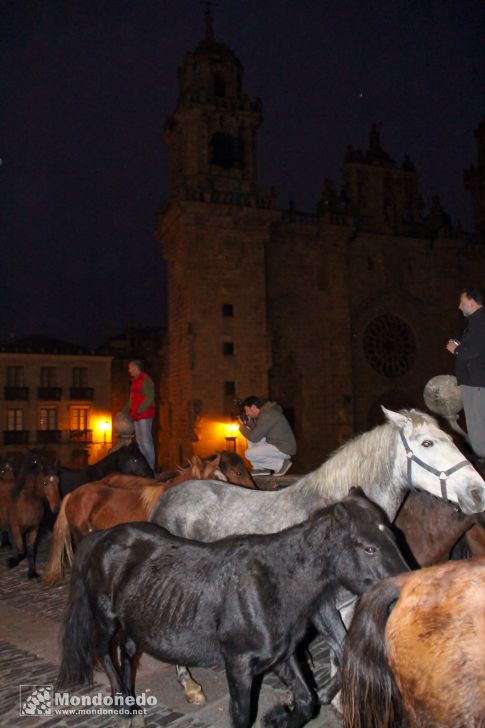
[422,440,434,447]
[364,546,377,555]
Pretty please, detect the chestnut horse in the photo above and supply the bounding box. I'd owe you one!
[42,453,254,587]
[0,461,61,578]
[341,558,485,728]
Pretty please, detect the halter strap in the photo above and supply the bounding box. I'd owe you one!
[399,430,470,501]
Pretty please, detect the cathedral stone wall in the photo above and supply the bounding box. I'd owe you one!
[156,17,485,470]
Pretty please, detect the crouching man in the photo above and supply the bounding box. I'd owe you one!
[238,396,296,476]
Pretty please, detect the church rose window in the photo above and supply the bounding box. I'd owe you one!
[363,314,416,377]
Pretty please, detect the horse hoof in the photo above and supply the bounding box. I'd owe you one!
[185,687,206,705]
[7,557,19,569]
[28,571,40,580]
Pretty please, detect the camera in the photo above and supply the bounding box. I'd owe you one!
[233,398,249,425]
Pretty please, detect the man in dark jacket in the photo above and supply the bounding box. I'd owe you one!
[446,287,485,458]
[238,395,296,476]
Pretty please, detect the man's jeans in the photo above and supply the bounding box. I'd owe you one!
[134,418,156,471]
[245,437,288,471]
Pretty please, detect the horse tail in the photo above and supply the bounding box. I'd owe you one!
[56,545,96,689]
[42,494,74,587]
[341,576,405,728]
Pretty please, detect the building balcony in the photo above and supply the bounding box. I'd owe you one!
[69,387,94,400]
[4,430,29,445]
[69,429,93,442]
[37,387,62,401]
[4,386,29,400]
[36,429,62,444]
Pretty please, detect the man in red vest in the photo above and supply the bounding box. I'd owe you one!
[124,359,156,471]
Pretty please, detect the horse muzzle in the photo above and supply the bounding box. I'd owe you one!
[457,484,485,514]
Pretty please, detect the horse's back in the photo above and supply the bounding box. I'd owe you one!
[150,478,300,540]
[387,559,485,725]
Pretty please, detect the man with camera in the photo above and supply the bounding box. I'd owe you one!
[237,396,296,476]
[446,286,485,460]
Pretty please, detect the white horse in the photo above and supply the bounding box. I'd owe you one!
[152,407,485,537]
[150,407,485,703]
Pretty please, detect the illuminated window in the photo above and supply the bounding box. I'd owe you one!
[7,409,23,431]
[39,407,57,430]
[71,407,89,430]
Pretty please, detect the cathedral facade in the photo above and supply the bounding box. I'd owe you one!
[156,17,485,471]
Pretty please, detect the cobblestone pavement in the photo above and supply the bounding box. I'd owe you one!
[0,530,343,728]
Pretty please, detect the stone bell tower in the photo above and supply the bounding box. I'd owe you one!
[156,11,278,466]
[164,10,263,201]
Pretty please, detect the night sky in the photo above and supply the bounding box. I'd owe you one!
[2,1,483,347]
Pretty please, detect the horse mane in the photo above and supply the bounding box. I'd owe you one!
[139,456,202,512]
[139,482,170,512]
[299,409,437,500]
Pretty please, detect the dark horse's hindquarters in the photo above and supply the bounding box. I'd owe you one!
[58,490,408,728]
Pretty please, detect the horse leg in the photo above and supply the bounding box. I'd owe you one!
[25,528,40,579]
[311,600,348,705]
[1,530,10,548]
[95,617,132,726]
[7,524,26,568]
[175,665,206,704]
[264,654,316,728]
[224,657,254,728]
[119,634,145,727]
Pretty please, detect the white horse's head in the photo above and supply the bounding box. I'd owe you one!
[382,406,485,515]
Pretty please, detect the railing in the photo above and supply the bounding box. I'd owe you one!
[69,429,93,442]
[37,387,62,400]
[4,387,29,400]
[36,429,62,444]
[69,387,94,400]
[3,430,29,445]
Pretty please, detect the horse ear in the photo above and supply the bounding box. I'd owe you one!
[381,406,412,432]
[333,502,350,528]
[349,485,366,499]
[191,456,203,479]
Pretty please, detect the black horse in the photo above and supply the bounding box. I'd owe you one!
[57,442,153,496]
[58,489,408,728]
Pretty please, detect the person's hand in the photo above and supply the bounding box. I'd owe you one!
[446,339,458,354]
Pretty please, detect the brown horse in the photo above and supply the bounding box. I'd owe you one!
[0,462,61,579]
[394,490,476,566]
[42,453,252,586]
[341,558,485,728]
[394,490,485,567]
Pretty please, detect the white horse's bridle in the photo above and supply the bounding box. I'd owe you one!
[399,430,471,502]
